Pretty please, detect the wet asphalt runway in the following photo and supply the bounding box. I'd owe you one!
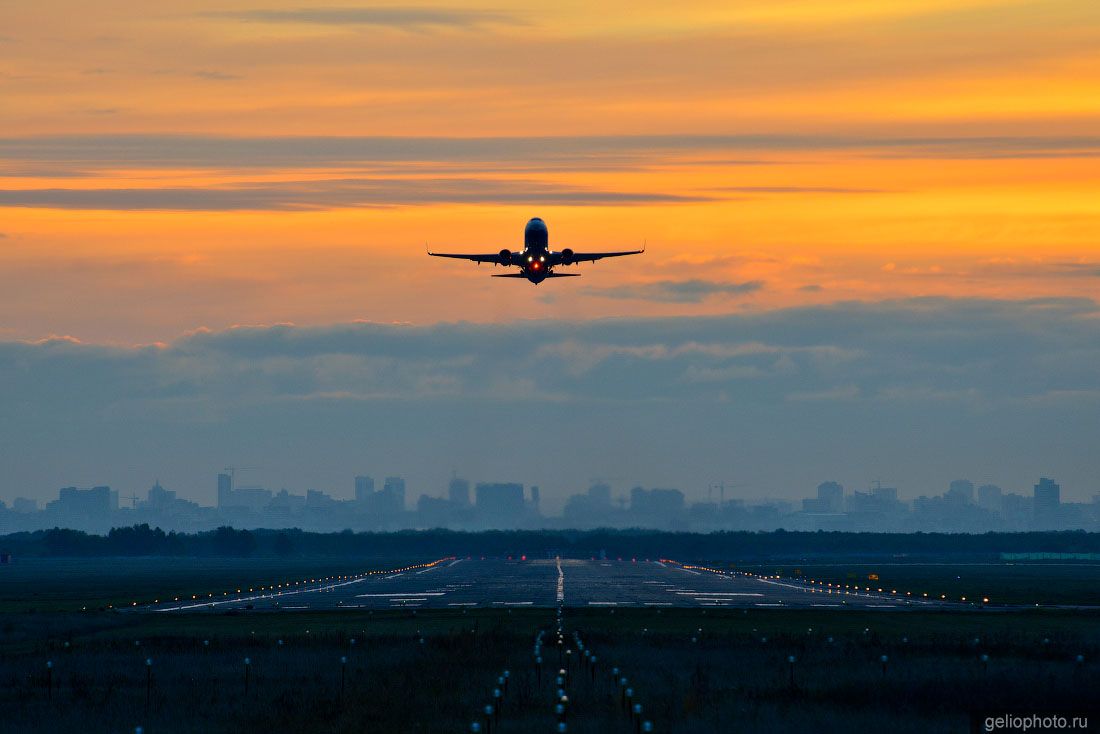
[147,558,960,613]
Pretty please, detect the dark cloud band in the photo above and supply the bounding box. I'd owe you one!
[0,178,708,211]
[585,279,765,303]
[206,7,517,28]
[3,135,1098,170]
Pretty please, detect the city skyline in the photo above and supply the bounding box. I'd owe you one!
[3,470,1096,536]
[4,468,1099,515]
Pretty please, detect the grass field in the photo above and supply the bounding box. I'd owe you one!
[1,607,1097,733]
[731,561,1100,606]
[0,556,429,613]
[2,558,1098,732]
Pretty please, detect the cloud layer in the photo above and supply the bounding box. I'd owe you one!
[4,135,1099,171]
[2,298,1098,506]
[0,178,704,211]
[207,7,518,28]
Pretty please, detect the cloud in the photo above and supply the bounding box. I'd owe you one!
[715,186,890,194]
[194,70,241,81]
[3,297,1100,504]
[0,178,707,211]
[976,260,1100,279]
[5,296,1096,407]
[585,279,764,303]
[207,7,518,28]
[880,259,1100,281]
[786,385,861,402]
[2,135,1098,174]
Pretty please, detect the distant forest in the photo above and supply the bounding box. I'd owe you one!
[1,525,1099,560]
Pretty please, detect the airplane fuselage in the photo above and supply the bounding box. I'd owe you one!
[516,217,551,283]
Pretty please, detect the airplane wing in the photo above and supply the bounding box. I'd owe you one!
[491,272,581,278]
[554,249,644,265]
[428,251,502,264]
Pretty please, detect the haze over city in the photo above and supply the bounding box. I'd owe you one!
[5,471,1093,537]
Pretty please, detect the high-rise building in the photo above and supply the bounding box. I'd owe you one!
[448,476,470,506]
[817,481,844,513]
[630,488,685,527]
[871,485,898,503]
[1034,477,1061,523]
[354,475,375,503]
[231,487,273,512]
[12,497,37,513]
[587,483,612,507]
[946,479,975,504]
[475,483,525,526]
[381,477,406,514]
[530,485,541,513]
[977,484,1003,511]
[217,473,233,508]
[50,486,113,522]
[306,489,336,508]
[147,480,176,510]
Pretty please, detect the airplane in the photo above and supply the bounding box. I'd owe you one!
[428,217,644,284]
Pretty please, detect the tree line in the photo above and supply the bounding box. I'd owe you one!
[0,525,1097,559]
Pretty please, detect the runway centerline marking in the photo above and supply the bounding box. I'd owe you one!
[556,557,565,603]
[674,592,763,597]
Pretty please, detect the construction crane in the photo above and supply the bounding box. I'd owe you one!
[123,493,140,509]
[709,481,742,507]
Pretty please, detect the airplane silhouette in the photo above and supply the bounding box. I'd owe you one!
[428,217,643,284]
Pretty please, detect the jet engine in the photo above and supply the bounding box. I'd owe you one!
[498,249,513,266]
[560,248,575,265]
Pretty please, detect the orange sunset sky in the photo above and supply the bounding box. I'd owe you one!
[2,0,1100,342]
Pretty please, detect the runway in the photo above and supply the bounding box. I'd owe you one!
[145,558,960,612]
